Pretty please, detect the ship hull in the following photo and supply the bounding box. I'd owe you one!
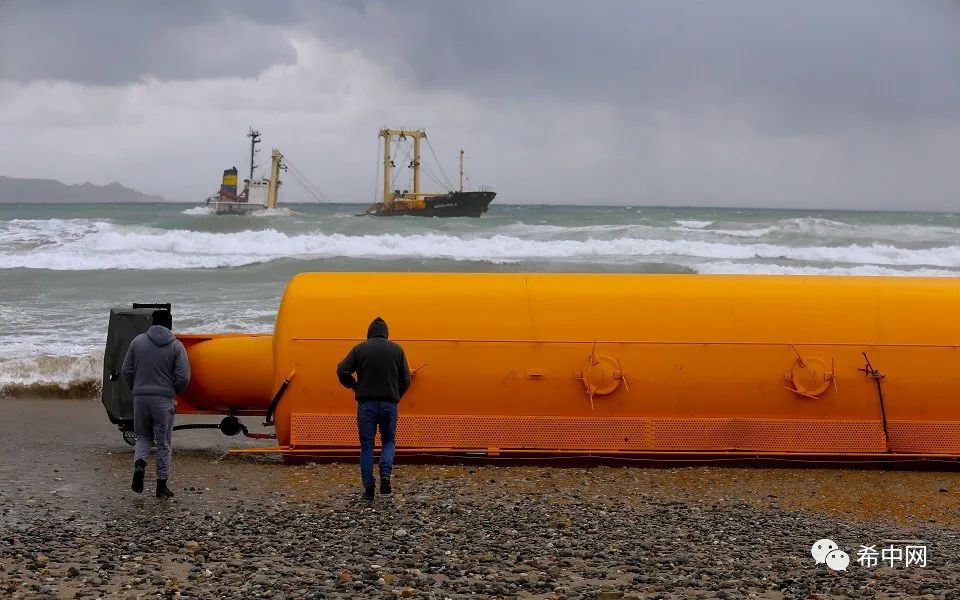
[369,191,496,217]
[207,200,266,215]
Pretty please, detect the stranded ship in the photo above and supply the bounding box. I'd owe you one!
[204,129,284,215]
[362,128,496,217]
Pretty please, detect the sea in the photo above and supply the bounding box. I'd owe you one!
[2,202,959,397]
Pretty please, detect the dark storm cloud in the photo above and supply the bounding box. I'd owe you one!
[0,1,297,84]
[286,0,960,133]
[4,0,958,132]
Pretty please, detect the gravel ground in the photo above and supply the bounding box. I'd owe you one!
[3,398,960,599]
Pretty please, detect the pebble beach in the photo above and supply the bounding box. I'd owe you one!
[3,398,960,599]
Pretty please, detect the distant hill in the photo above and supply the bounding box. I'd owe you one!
[0,176,168,203]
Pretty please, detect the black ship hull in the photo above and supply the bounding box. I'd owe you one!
[368,191,496,217]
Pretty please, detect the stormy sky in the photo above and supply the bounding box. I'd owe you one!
[1,1,959,209]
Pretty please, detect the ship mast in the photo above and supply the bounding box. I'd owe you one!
[459,149,464,193]
[246,128,261,198]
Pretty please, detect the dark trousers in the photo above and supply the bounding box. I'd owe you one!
[357,401,398,489]
[133,395,176,479]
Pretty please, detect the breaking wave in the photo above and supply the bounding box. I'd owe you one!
[181,206,213,215]
[2,221,960,271]
[695,262,958,277]
[3,214,960,275]
[0,354,102,399]
[673,219,714,229]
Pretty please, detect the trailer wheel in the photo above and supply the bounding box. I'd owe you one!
[219,416,243,436]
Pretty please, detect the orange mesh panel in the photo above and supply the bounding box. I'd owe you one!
[289,414,889,453]
[887,421,960,454]
[290,414,360,448]
[289,413,649,450]
[650,418,887,453]
[409,415,649,450]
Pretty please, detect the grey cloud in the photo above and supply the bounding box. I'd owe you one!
[283,0,960,134]
[5,0,959,133]
[0,1,297,84]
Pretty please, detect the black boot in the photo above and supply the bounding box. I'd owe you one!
[362,484,375,502]
[131,459,146,494]
[380,477,392,496]
[156,479,174,499]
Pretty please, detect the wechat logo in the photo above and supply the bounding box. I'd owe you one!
[811,539,850,571]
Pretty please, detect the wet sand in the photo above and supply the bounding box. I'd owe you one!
[2,398,960,599]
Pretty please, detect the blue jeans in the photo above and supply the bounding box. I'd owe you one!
[357,401,398,489]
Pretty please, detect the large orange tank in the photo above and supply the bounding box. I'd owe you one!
[175,273,960,459]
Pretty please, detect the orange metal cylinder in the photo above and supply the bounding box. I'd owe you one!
[177,334,273,415]
[179,273,960,457]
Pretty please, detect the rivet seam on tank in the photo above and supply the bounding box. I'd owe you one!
[784,345,837,399]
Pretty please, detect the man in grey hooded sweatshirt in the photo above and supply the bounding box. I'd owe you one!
[121,309,191,498]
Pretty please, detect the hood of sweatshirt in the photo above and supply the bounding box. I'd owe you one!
[367,317,388,339]
[146,325,176,346]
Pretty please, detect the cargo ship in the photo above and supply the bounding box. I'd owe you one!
[203,128,283,215]
[362,128,496,217]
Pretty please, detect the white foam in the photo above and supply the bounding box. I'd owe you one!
[666,216,960,243]
[173,303,278,334]
[181,206,214,215]
[4,219,960,270]
[182,206,292,217]
[775,217,960,243]
[776,217,848,233]
[670,225,778,238]
[674,220,714,229]
[694,261,958,277]
[0,218,112,248]
[500,222,655,237]
[704,227,779,238]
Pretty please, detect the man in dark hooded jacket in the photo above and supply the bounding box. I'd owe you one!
[337,317,411,501]
[121,310,191,498]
